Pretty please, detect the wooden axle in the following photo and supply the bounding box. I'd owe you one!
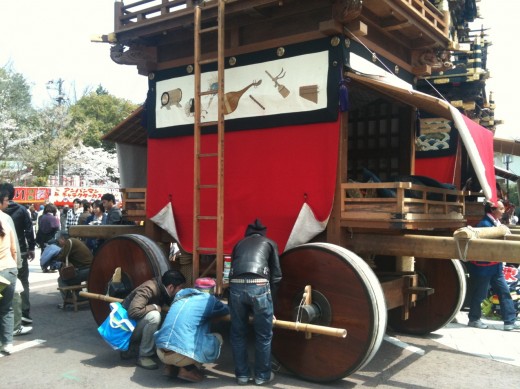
[79,291,347,339]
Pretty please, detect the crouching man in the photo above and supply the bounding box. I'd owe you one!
[122,270,186,370]
[154,277,230,383]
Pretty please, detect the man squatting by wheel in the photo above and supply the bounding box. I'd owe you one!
[154,277,229,382]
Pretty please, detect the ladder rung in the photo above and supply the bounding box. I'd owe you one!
[196,247,217,252]
[200,26,219,34]
[199,153,218,158]
[199,58,217,66]
[199,184,217,189]
[197,215,217,220]
[199,121,218,127]
[199,1,219,10]
[200,90,218,96]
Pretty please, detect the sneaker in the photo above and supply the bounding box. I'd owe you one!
[468,320,488,329]
[13,325,32,336]
[255,372,275,385]
[21,315,33,324]
[237,376,253,385]
[136,356,158,370]
[504,321,520,331]
[1,343,14,355]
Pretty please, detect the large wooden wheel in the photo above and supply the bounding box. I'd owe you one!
[387,258,466,335]
[272,243,387,382]
[88,234,171,325]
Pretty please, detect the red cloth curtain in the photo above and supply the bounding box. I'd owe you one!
[147,120,340,253]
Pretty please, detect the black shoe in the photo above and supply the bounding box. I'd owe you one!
[22,315,33,324]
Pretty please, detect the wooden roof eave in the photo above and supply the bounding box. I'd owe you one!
[493,138,520,158]
[346,71,452,119]
[102,106,147,147]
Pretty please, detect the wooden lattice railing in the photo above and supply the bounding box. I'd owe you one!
[341,181,465,229]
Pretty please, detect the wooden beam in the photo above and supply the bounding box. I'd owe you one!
[345,233,520,263]
[345,20,368,37]
[68,225,145,239]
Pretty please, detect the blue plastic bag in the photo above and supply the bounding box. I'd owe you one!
[97,302,136,351]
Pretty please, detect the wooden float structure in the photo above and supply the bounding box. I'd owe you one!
[77,0,513,383]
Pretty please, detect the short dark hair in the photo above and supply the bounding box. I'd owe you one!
[0,188,10,203]
[0,183,15,200]
[101,193,116,203]
[92,199,105,213]
[73,198,81,205]
[162,269,186,287]
[56,230,70,240]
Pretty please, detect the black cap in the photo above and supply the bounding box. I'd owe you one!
[245,218,267,237]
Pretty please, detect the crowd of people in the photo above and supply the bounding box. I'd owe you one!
[1,200,283,385]
[0,186,125,349]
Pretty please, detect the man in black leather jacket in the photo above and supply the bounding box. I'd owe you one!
[229,219,281,386]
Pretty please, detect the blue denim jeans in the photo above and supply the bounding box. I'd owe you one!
[468,263,517,325]
[229,283,273,382]
[0,267,18,346]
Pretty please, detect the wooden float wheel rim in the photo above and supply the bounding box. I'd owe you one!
[387,258,466,335]
[272,243,387,382]
[88,234,170,325]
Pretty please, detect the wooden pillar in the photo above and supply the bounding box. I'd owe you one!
[326,110,349,245]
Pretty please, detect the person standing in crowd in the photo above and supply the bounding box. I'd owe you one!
[66,198,82,230]
[28,205,38,225]
[229,219,282,386]
[77,200,92,226]
[467,200,520,331]
[155,278,230,383]
[101,193,122,225]
[59,206,68,231]
[0,183,35,326]
[0,189,30,337]
[36,204,60,258]
[85,200,106,254]
[122,270,186,370]
[0,190,19,355]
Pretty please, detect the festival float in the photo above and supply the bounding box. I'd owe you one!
[70,0,520,382]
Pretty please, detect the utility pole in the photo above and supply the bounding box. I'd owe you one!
[47,79,66,185]
[503,154,513,198]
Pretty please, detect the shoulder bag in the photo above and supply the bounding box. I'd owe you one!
[59,239,77,281]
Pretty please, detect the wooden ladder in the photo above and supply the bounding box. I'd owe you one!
[193,0,226,294]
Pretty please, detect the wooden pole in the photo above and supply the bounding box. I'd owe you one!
[346,234,520,263]
[79,292,347,338]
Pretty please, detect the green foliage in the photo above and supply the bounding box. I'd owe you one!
[1,63,134,186]
[69,92,138,151]
[0,65,37,161]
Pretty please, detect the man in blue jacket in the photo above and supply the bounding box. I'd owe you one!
[154,278,229,383]
[467,200,520,331]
